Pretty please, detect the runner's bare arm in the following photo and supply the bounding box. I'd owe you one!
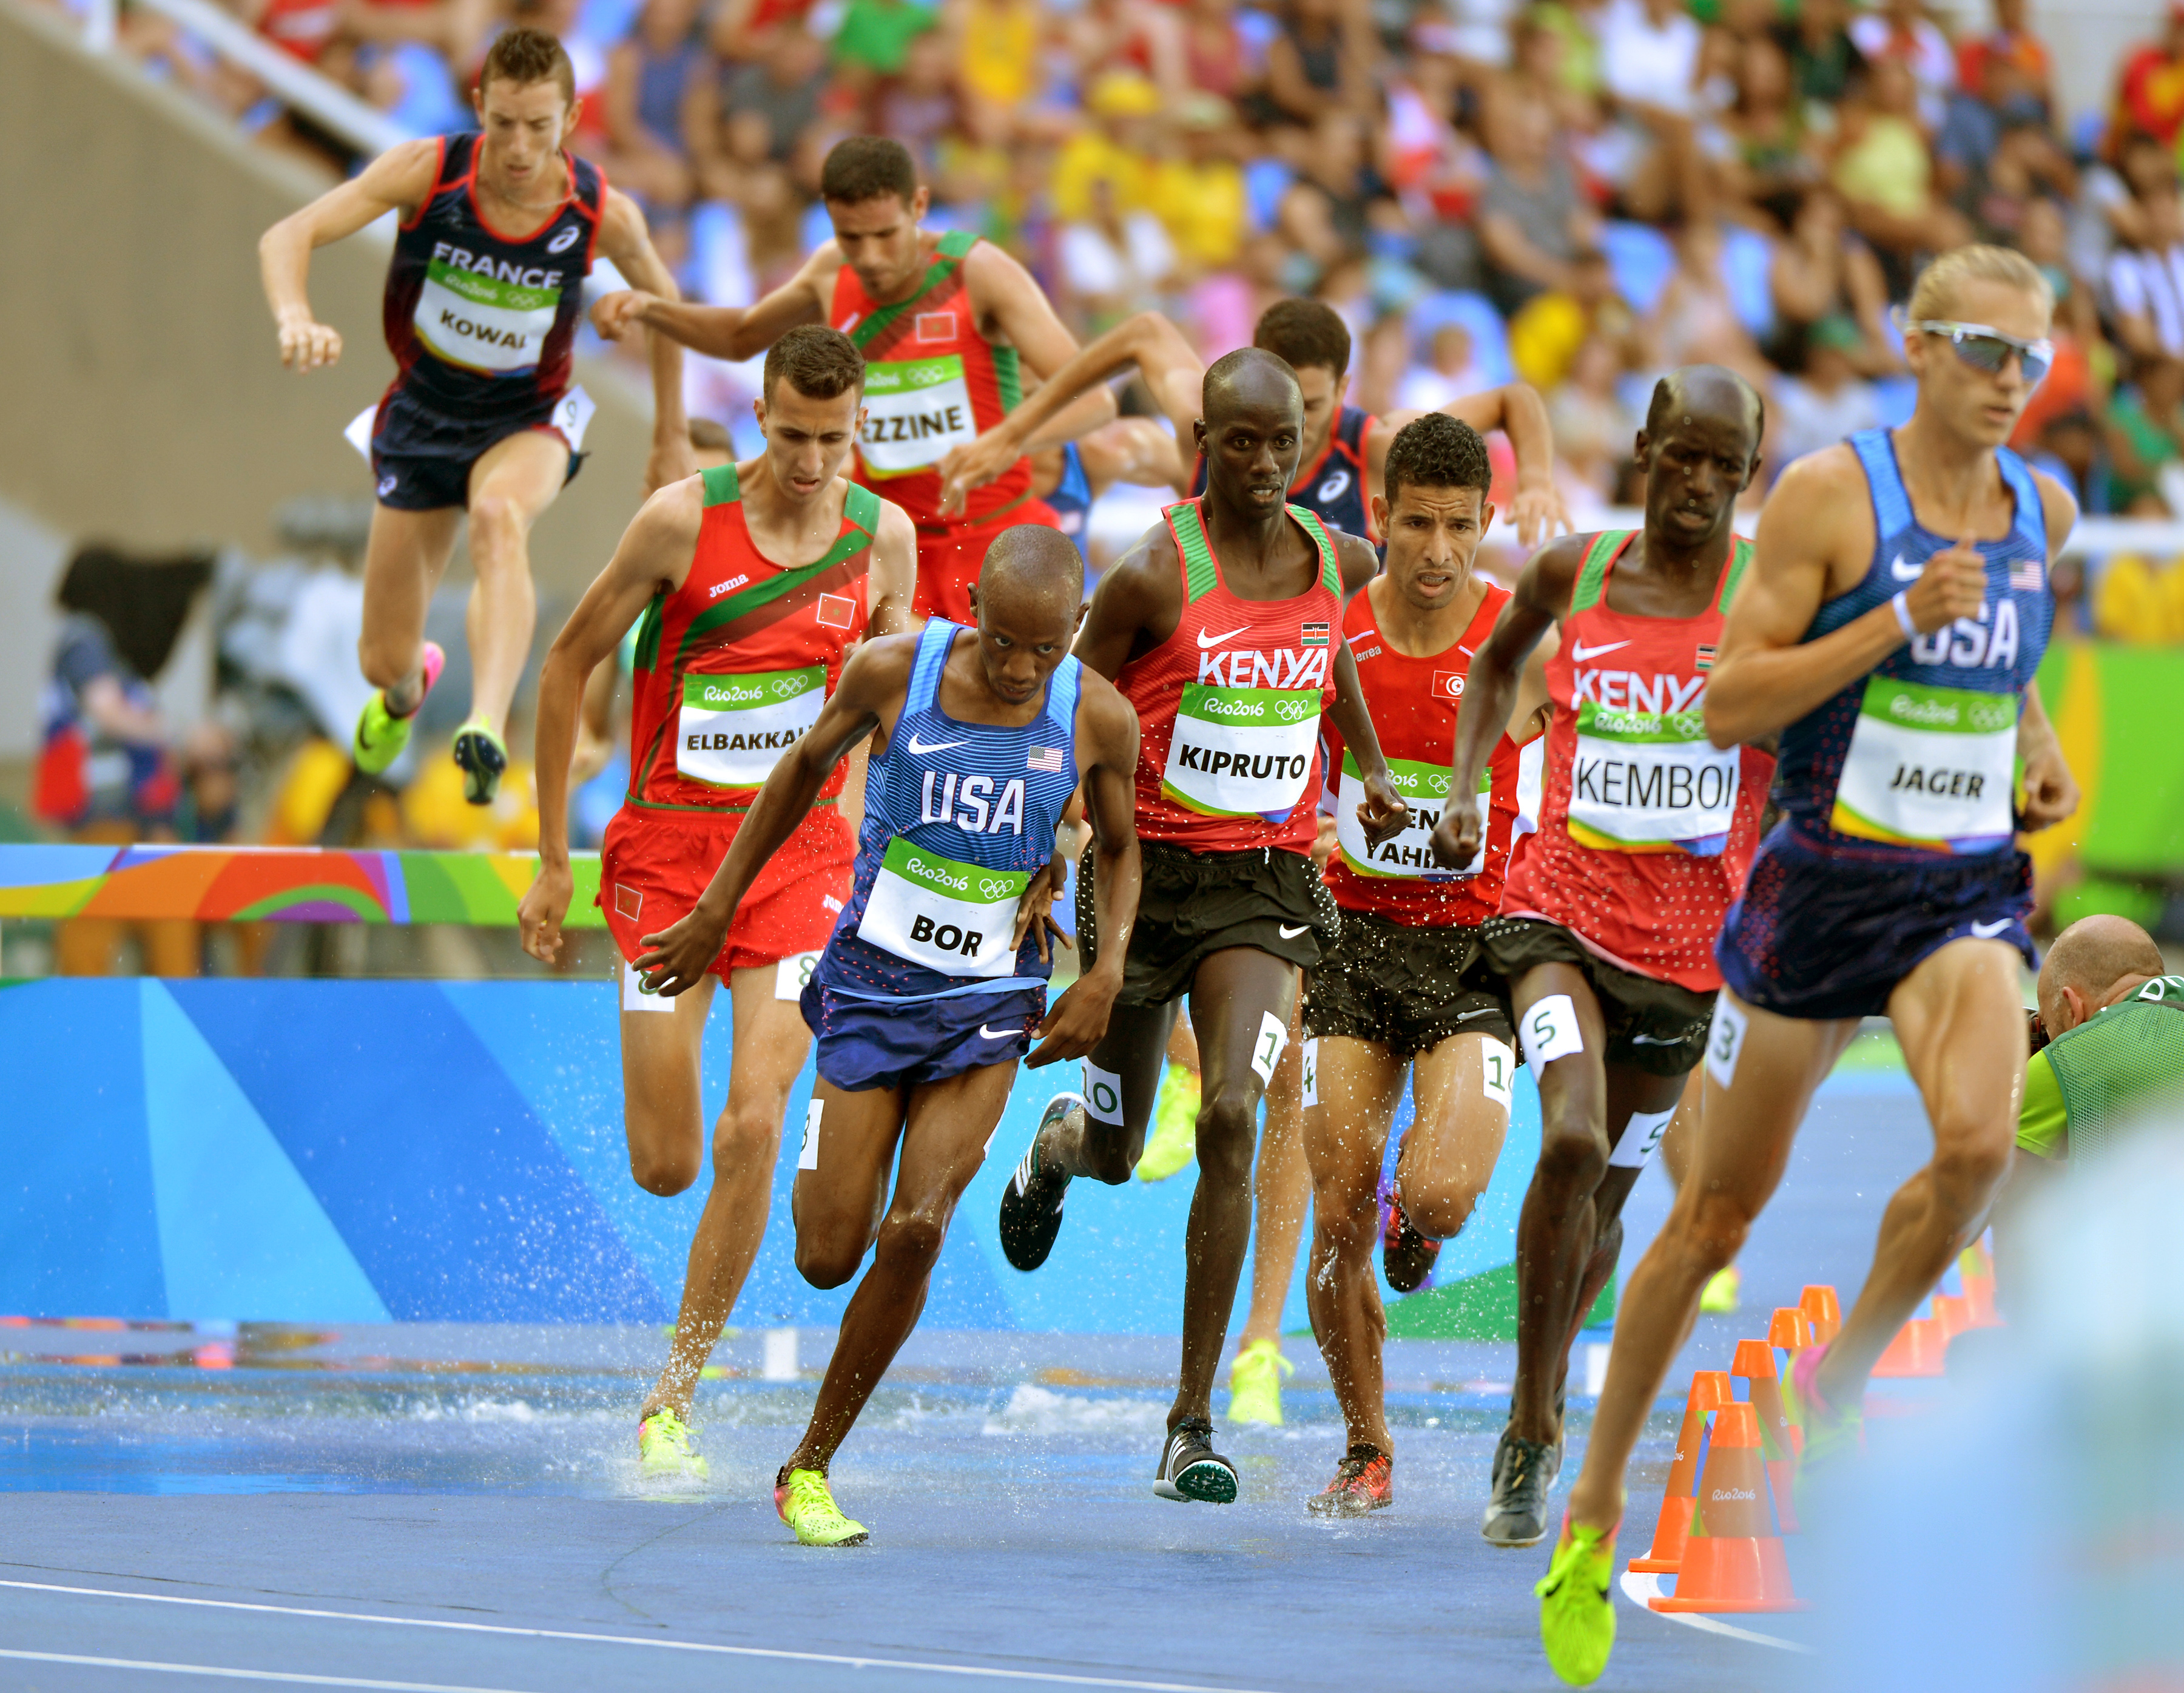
[1325,531,1406,847]
[591,241,833,357]
[519,481,705,964]
[1070,526,1183,680]
[1704,445,1987,748]
[1075,417,1193,497]
[258,139,442,372]
[632,635,921,993]
[866,499,921,638]
[594,189,698,493]
[2017,465,2081,830]
[1028,680,1143,1067]
[966,240,1118,451]
[939,310,1201,513]
[1431,532,1581,866]
[1372,382,1572,548]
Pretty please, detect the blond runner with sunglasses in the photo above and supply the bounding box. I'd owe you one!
[1535,245,2081,1684]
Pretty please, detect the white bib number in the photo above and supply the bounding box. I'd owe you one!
[1337,753,1482,879]
[1567,702,1741,855]
[857,355,979,476]
[1161,685,1320,820]
[414,258,562,374]
[676,666,826,787]
[1830,677,2017,853]
[856,837,1027,978]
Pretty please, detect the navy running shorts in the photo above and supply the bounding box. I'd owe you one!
[800,980,1046,1093]
[1717,824,2036,1022]
[369,386,581,512]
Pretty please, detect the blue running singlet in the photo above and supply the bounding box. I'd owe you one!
[814,620,1084,1002]
[1048,442,1094,563]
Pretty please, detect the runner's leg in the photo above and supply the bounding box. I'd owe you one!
[1236,1001,1311,1353]
[619,970,718,1198]
[1391,1031,1515,1242]
[1033,998,1178,1181]
[357,505,463,708]
[643,968,815,1419]
[460,428,570,739]
[1304,1035,1406,1455]
[785,1061,1019,1472]
[1171,946,1301,1430]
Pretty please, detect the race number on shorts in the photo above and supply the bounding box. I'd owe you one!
[1608,1104,1676,1169]
[1705,996,1749,1089]
[1301,1038,1319,1107]
[797,1099,823,1171]
[1250,1009,1289,1086]
[774,952,821,1001]
[622,959,675,1013]
[1518,994,1584,1068]
[1480,1035,1515,1109]
[1082,1061,1125,1124]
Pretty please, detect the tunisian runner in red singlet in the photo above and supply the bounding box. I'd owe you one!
[1431,367,1771,1551]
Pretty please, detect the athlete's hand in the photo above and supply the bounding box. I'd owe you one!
[2018,727,2079,832]
[646,433,699,496]
[1432,793,1483,870]
[1508,481,1573,550]
[633,902,728,996]
[1899,535,1989,635]
[1026,969,1120,1068]
[1309,813,1340,871]
[276,310,343,372]
[517,860,574,965]
[1356,768,1409,850]
[937,427,1024,518]
[1011,854,1074,965]
[591,290,656,343]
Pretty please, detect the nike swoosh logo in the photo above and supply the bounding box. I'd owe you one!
[1628,1033,1684,1045]
[1890,555,1926,581]
[1278,923,1310,939]
[978,1024,1017,1039]
[1197,626,1250,648]
[1568,640,1630,662]
[905,734,968,755]
[1970,919,2014,939]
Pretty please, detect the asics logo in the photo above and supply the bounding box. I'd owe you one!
[1198,626,1250,648]
[1277,923,1310,939]
[906,734,968,755]
[1970,918,2014,939]
[546,225,582,254]
[1890,555,1926,581]
[1569,639,1631,663]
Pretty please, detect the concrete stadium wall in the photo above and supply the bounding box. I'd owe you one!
[0,0,653,595]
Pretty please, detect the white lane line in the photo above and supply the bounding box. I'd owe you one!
[0,1649,534,1692]
[0,1581,1289,1693]
[1618,1571,1813,1652]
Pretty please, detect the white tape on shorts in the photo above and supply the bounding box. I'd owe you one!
[774,952,820,1001]
[622,960,676,1013]
[1705,996,1750,1090]
[1301,1038,1319,1107]
[1518,993,1584,1068]
[797,1098,823,1171]
[1250,1009,1289,1087]
[1609,1104,1676,1169]
[1082,1061,1125,1124]
[1480,1035,1515,1109]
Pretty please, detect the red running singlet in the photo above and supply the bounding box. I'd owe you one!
[1323,579,1522,925]
[1116,499,1343,856]
[1499,529,1772,992]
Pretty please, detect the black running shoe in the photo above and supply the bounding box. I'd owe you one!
[1153,1418,1238,1503]
[1481,1425,1556,1547]
[998,1094,1077,1272]
[1381,1193,1440,1294]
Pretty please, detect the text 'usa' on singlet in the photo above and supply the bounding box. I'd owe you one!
[831,231,1031,530]
[1500,529,1771,993]
[1192,405,1378,544]
[1116,500,1344,856]
[625,463,877,814]
[383,133,602,423]
[1323,580,1523,925]
[815,620,1084,1002]
[1774,428,2053,860]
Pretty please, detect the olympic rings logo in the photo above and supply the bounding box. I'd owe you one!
[772,678,811,698]
[1425,773,1451,796]
[977,877,1016,899]
[1273,699,1313,723]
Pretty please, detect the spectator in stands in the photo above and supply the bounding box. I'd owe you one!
[1770,313,1880,472]
[957,0,1045,137]
[1395,323,1491,412]
[598,0,706,211]
[2115,4,2184,156]
[1262,0,1375,126]
[1768,189,1894,374]
[830,0,937,82]
[1142,96,1249,273]
[1596,0,1705,223]
[1705,32,1819,231]
[1277,109,1387,270]
[690,18,825,191]
[1831,56,1972,283]
[2108,177,2184,365]
[1509,246,1646,391]
[1181,0,1256,103]
[1546,333,1636,501]
[873,29,962,178]
[1847,0,1955,120]
[2103,356,2184,513]
[1779,0,1862,112]
[1648,217,1771,388]
[1955,0,2053,126]
[1477,91,1598,315]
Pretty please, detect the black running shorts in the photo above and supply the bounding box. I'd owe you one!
[1305,909,1514,1061]
[1077,839,1340,1008]
[1473,916,1716,1078]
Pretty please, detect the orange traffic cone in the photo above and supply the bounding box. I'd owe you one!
[1931,1294,1973,1342]
[1732,1337,1801,1534]
[1651,1401,1808,1613]
[1799,1285,1841,1345]
[1630,1370,1731,1573]
[1960,1243,2001,1328]
[1766,1308,1813,1453]
[1872,1314,1946,1377]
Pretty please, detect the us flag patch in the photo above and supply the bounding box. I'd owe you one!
[1027,746,1065,773]
[817,592,856,629]
[1301,621,1331,647]
[1696,644,1717,672]
[2010,558,2044,591]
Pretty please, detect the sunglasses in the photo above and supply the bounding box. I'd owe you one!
[1909,319,2054,386]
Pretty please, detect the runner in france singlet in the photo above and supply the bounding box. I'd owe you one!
[1500,530,1771,992]
[625,463,877,814]
[1323,581,1522,923]
[1773,428,2053,859]
[1116,500,1343,856]
[1191,405,1377,544]
[814,619,1084,1002]
[381,133,602,425]
[831,231,1033,529]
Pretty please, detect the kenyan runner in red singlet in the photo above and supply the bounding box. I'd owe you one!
[588,137,1111,624]
[1295,414,1548,1518]
[1431,366,1772,1550]
[994,350,1409,1509]
[519,326,915,1483]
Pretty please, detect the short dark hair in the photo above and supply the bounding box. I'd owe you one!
[1383,413,1491,505]
[687,417,732,453]
[821,136,920,207]
[479,27,575,103]
[763,323,866,405]
[1253,298,1352,379]
[1645,365,1767,457]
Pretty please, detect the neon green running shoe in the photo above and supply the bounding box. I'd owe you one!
[1226,1337,1293,1427]
[1136,1062,1200,1182]
[1699,1264,1741,1314]
[352,641,444,776]
[451,718,508,806]
[1537,1513,1617,1687]
[637,1408,708,1479]
[774,1467,868,1547]
[1784,1341,1864,1475]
